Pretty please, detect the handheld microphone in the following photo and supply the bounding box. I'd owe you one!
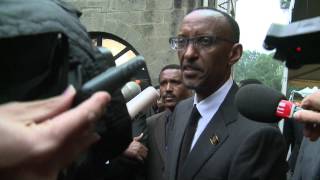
[121,81,141,102]
[276,100,302,119]
[235,84,302,123]
[126,86,160,119]
[75,56,145,104]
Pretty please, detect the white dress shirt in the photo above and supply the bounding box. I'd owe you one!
[190,77,233,150]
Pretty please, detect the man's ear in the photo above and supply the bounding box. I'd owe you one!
[228,43,243,66]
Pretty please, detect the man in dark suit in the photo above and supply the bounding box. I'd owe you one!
[166,7,287,180]
[146,64,192,180]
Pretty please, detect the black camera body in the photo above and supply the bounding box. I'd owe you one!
[264,16,320,69]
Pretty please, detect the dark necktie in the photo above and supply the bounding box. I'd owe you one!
[177,105,201,179]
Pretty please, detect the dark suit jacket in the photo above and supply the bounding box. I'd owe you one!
[292,137,320,180]
[166,83,287,180]
[146,110,172,180]
[283,118,304,173]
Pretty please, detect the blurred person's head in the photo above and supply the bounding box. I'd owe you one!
[238,78,262,88]
[159,64,192,111]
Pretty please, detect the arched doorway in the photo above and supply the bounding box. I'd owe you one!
[89,32,152,89]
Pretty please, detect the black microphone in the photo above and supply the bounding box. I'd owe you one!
[235,84,301,123]
[75,56,145,104]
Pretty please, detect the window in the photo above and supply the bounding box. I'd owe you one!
[89,32,151,89]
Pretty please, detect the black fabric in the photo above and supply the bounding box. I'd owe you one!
[61,89,132,180]
[177,105,201,179]
[283,118,304,174]
[0,33,68,103]
[165,113,173,150]
[101,113,148,180]
[0,0,104,85]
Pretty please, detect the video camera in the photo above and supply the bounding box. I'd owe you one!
[263,16,320,69]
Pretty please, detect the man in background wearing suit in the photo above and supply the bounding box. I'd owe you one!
[166,7,287,180]
[146,64,192,180]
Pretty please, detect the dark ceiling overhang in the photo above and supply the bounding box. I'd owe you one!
[292,0,320,22]
[288,0,320,87]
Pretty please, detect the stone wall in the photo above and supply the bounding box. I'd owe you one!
[64,0,202,85]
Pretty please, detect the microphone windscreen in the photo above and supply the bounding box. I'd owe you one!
[121,81,141,102]
[235,84,286,123]
[126,86,160,119]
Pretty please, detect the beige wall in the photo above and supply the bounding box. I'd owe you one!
[65,0,203,85]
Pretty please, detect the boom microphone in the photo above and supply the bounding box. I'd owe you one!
[75,56,145,104]
[235,84,302,123]
[126,86,160,119]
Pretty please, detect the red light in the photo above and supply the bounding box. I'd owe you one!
[295,46,302,52]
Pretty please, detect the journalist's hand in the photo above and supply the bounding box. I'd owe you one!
[294,91,320,141]
[0,86,110,180]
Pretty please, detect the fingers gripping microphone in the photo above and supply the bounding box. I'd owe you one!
[235,84,301,123]
[126,86,160,119]
[276,100,302,119]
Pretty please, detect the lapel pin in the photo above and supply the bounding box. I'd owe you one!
[210,134,219,145]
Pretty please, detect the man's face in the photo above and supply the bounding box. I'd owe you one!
[177,11,236,99]
[159,69,191,111]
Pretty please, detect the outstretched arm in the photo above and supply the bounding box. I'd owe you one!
[0,86,110,180]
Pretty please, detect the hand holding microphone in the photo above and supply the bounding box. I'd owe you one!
[293,91,320,141]
[235,84,320,141]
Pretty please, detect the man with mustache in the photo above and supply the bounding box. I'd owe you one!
[146,64,192,180]
[166,7,287,180]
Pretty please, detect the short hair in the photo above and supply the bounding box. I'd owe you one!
[158,64,181,82]
[187,7,240,43]
[239,78,262,88]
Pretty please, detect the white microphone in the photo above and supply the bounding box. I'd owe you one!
[126,86,160,119]
[121,81,141,102]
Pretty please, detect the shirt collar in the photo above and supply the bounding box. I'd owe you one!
[193,77,233,120]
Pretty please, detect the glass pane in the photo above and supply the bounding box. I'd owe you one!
[91,38,98,46]
[115,50,137,66]
[102,39,126,56]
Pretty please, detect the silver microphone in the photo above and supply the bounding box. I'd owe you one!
[121,81,141,102]
[126,86,160,119]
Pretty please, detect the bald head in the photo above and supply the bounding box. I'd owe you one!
[184,8,240,43]
[175,7,243,100]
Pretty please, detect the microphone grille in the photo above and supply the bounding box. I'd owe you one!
[235,84,286,123]
[121,81,141,102]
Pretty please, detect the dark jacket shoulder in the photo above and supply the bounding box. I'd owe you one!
[147,110,171,124]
